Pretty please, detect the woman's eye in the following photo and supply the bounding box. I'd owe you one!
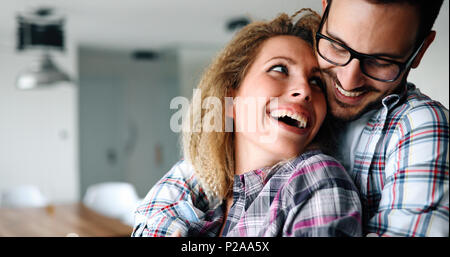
[269,65,288,75]
[309,77,325,90]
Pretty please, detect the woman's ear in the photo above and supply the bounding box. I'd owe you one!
[411,31,436,69]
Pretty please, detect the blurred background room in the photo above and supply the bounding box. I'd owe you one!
[0,0,448,236]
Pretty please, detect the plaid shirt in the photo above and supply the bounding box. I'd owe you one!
[132,159,223,237]
[335,83,449,237]
[223,150,361,236]
[132,151,362,237]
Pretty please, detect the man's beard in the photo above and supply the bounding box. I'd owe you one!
[330,94,383,122]
[324,71,406,123]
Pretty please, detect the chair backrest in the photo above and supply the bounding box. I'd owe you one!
[1,185,48,208]
[83,182,139,224]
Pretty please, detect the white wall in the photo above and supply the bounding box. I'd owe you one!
[0,49,79,204]
[178,46,222,99]
[78,47,182,198]
[124,49,181,197]
[408,1,449,109]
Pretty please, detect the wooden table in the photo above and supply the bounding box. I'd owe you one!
[0,203,133,237]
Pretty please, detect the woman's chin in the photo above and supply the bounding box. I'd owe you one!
[263,142,304,161]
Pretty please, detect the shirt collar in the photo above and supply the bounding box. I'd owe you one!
[381,82,412,110]
[234,150,323,186]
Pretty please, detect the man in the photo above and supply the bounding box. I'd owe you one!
[317,0,448,236]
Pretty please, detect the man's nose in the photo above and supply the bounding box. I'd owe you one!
[337,59,365,91]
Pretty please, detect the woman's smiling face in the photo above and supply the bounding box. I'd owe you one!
[233,35,327,165]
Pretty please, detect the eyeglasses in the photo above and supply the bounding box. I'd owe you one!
[315,2,425,83]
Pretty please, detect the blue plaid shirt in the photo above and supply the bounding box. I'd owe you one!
[335,83,449,236]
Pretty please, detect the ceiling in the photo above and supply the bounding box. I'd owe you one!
[0,0,322,51]
[0,0,448,59]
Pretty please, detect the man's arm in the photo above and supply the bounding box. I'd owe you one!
[132,160,217,237]
[370,101,449,236]
[282,159,363,237]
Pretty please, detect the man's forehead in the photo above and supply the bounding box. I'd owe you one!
[325,0,419,58]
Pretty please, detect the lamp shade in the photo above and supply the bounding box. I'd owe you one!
[16,54,70,90]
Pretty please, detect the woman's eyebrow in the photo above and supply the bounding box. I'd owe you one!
[265,56,296,65]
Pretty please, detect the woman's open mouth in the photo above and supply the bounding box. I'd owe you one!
[268,109,310,135]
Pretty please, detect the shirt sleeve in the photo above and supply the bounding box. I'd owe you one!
[280,157,363,237]
[372,101,449,236]
[131,160,213,237]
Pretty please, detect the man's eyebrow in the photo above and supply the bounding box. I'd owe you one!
[325,27,406,59]
[265,56,296,64]
[317,67,335,79]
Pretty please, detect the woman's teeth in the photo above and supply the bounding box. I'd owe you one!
[335,82,363,97]
[270,109,307,129]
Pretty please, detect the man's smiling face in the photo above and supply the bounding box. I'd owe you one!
[317,0,425,121]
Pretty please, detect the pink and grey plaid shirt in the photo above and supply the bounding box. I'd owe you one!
[132,150,362,237]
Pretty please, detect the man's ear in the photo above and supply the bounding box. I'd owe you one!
[322,0,328,13]
[411,31,436,69]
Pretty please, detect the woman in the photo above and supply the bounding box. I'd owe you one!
[132,9,362,237]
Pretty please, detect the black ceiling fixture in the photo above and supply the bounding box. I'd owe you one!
[15,7,71,90]
[226,17,251,32]
[132,50,159,61]
[17,7,65,51]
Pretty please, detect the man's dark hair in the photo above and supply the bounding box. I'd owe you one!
[327,0,444,42]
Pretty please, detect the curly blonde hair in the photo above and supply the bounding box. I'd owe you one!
[182,9,321,199]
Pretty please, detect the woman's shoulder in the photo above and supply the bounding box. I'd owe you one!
[280,150,355,190]
[157,159,221,209]
[293,149,345,172]
[163,159,195,181]
[153,159,208,197]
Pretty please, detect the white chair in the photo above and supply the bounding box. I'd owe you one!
[83,182,140,226]
[1,185,48,208]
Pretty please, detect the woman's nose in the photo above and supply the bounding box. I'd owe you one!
[290,83,312,102]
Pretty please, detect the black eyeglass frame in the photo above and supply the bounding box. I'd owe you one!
[315,2,426,83]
